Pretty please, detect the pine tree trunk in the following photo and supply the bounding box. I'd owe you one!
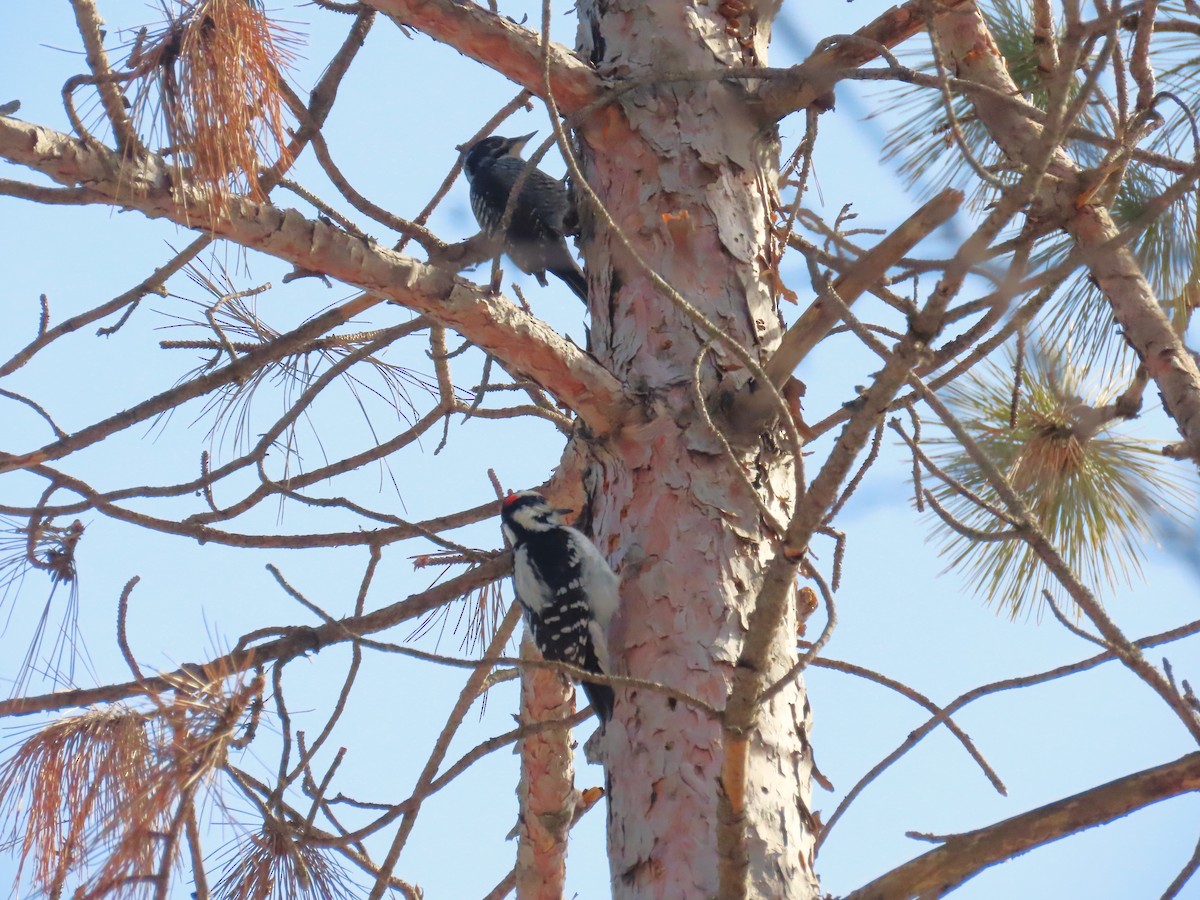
[575,2,821,896]
[516,635,575,900]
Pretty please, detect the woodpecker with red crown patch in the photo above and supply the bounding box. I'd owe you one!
[500,491,619,722]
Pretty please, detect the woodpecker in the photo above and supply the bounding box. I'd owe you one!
[461,133,588,304]
[500,491,619,722]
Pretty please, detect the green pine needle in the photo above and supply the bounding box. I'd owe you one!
[924,347,1195,616]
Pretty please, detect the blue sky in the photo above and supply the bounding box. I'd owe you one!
[3,1,1200,898]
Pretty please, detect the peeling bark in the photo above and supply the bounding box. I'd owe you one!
[574,1,819,895]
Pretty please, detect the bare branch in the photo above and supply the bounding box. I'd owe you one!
[727,188,961,433]
[819,618,1200,852]
[846,753,1200,900]
[69,0,141,156]
[362,0,599,112]
[810,656,1005,796]
[366,601,523,898]
[757,0,973,120]
[0,556,509,719]
[931,0,1200,464]
[0,237,209,378]
[0,116,630,436]
[1162,829,1200,899]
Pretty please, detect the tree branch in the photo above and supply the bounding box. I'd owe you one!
[845,753,1200,900]
[0,116,630,438]
[363,0,599,112]
[0,177,101,204]
[366,601,524,898]
[717,279,947,897]
[931,0,1200,464]
[726,188,962,433]
[515,634,574,900]
[757,0,972,120]
[68,0,141,156]
[0,555,509,719]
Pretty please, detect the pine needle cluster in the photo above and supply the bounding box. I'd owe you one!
[925,348,1194,615]
[0,517,88,697]
[212,824,356,900]
[126,0,297,218]
[878,0,1200,363]
[0,664,265,897]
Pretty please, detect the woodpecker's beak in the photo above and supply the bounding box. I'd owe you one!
[508,132,537,154]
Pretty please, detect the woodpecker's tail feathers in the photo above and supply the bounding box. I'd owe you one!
[550,261,588,305]
[582,680,614,723]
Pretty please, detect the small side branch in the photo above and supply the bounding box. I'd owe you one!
[728,189,961,434]
[0,556,510,719]
[69,0,142,156]
[757,0,973,120]
[365,602,523,899]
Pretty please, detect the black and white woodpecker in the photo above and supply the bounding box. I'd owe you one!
[461,133,588,304]
[500,491,619,722]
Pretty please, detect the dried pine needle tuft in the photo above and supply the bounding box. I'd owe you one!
[130,0,299,218]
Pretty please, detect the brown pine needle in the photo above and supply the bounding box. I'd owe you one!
[83,666,263,897]
[212,825,357,900]
[128,0,300,219]
[0,659,265,897]
[0,708,153,895]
